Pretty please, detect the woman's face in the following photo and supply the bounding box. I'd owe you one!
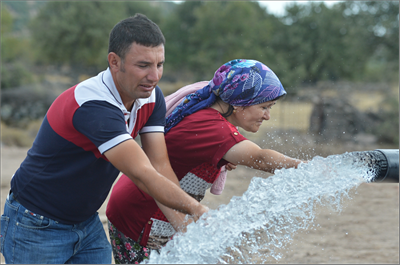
[230,100,277,133]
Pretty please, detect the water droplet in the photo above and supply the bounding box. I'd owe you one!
[149,152,376,264]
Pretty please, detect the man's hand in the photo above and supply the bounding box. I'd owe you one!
[157,202,209,233]
[192,203,209,221]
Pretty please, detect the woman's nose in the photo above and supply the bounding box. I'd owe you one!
[263,110,271,120]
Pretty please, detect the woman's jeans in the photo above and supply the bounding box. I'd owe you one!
[1,192,112,264]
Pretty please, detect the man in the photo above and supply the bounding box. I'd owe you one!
[0,14,207,264]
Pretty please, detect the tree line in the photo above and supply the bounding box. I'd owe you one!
[1,1,399,94]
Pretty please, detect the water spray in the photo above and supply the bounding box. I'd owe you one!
[147,149,399,264]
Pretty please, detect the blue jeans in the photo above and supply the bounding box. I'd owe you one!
[1,192,112,264]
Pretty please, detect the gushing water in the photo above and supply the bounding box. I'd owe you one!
[147,152,378,264]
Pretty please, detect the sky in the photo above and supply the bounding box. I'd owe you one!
[258,1,342,16]
[172,1,343,17]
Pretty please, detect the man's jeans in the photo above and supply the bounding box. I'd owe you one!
[1,192,112,264]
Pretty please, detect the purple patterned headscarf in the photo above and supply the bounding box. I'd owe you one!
[165,59,286,133]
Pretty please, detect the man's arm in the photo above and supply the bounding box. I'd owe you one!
[104,138,208,219]
[140,132,195,232]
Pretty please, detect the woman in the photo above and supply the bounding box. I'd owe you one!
[106,59,304,263]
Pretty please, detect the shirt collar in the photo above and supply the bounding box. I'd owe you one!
[102,68,129,113]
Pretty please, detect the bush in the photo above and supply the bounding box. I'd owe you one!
[371,94,399,145]
[1,85,57,127]
[1,122,35,147]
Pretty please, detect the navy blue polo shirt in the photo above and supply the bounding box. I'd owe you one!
[11,68,166,224]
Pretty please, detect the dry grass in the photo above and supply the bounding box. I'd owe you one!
[263,102,313,132]
[347,89,399,112]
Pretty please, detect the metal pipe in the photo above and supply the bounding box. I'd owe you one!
[347,149,399,183]
[373,149,399,182]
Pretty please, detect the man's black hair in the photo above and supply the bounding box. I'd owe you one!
[108,13,165,61]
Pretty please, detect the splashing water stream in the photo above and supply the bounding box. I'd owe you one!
[147,152,379,264]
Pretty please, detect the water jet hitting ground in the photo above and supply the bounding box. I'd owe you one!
[146,150,399,264]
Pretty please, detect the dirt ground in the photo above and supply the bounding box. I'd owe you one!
[1,145,399,264]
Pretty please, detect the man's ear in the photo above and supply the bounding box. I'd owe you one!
[108,52,121,71]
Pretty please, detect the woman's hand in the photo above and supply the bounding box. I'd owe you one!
[225,162,237,171]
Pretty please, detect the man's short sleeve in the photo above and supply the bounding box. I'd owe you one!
[139,86,166,134]
[73,100,132,154]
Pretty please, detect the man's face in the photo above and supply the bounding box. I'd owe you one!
[113,42,165,109]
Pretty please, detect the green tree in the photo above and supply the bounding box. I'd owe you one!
[270,2,371,87]
[161,1,280,81]
[160,1,203,80]
[338,1,399,82]
[188,1,279,80]
[30,2,123,72]
[29,1,166,79]
[269,1,398,89]
[3,1,45,32]
[1,5,34,89]
[123,1,174,25]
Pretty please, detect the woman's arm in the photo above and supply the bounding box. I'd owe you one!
[222,140,303,174]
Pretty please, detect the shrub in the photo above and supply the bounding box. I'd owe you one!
[1,122,35,147]
[371,95,399,145]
